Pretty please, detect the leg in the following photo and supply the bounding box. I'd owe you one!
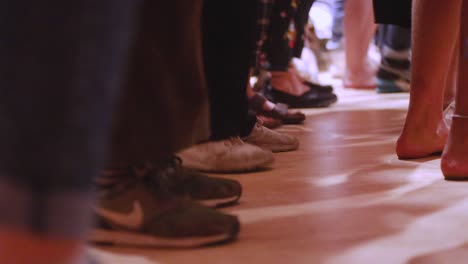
[110,0,209,164]
[177,0,278,173]
[396,0,461,159]
[266,0,311,96]
[263,0,337,107]
[376,25,411,93]
[0,0,138,263]
[327,0,346,50]
[441,0,468,179]
[203,0,258,140]
[343,0,377,88]
[293,0,316,59]
[331,0,345,42]
[94,0,242,247]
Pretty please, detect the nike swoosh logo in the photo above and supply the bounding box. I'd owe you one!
[97,201,144,230]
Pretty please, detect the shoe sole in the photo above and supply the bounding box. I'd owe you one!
[254,142,299,153]
[198,195,241,208]
[91,229,236,248]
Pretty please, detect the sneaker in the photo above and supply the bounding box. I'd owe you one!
[91,171,240,248]
[376,77,410,93]
[177,137,274,173]
[151,157,242,207]
[376,63,410,93]
[243,123,299,152]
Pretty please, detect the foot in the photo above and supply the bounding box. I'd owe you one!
[154,157,243,207]
[92,170,240,248]
[249,93,306,124]
[304,81,334,94]
[396,119,448,159]
[105,158,242,208]
[263,86,338,108]
[257,115,283,129]
[441,117,468,180]
[270,71,311,96]
[243,123,299,152]
[343,61,377,89]
[177,137,274,173]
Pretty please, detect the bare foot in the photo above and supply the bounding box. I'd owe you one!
[343,61,377,89]
[441,118,468,180]
[396,119,449,159]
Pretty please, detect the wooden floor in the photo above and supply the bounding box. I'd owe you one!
[93,75,468,264]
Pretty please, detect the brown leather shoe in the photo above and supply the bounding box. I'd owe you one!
[257,115,283,129]
[249,93,306,124]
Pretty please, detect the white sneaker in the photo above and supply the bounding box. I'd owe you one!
[177,137,274,173]
[242,123,299,152]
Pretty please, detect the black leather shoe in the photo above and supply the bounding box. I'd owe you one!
[263,85,338,108]
[304,81,334,93]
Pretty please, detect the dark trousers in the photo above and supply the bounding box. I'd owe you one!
[110,0,209,164]
[373,0,412,28]
[266,0,316,71]
[376,25,411,51]
[0,0,139,238]
[202,0,259,140]
[0,0,209,240]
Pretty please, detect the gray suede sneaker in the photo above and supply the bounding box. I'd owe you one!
[91,170,240,248]
[243,123,299,152]
[103,159,242,207]
[177,137,274,173]
[151,157,242,207]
